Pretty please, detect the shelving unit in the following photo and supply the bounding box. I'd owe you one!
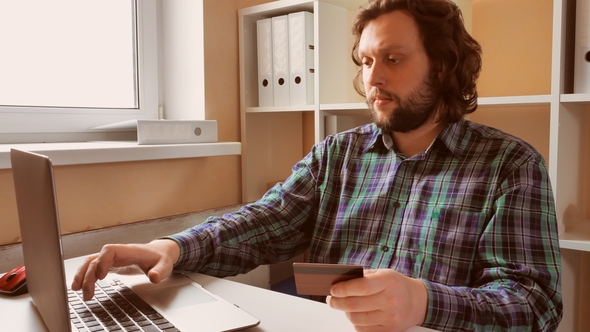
[238,0,366,203]
[238,0,589,330]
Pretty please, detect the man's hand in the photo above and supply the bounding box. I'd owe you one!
[70,239,180,301]
[326,269,428,332]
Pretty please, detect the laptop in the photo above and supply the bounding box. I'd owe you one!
[10,148,260,332]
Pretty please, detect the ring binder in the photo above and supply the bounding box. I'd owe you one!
[288,11,315,106]
[257,18,274,107]
[272,15,290,107]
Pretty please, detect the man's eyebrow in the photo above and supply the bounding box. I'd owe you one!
[358,44,409,56]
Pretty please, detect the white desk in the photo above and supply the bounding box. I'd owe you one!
[0,257,438,332]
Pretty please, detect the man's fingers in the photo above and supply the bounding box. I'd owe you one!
[71,241,178,301]
[71,253,99,290]
[345,310,386,328]
[81,259,101,301]
[327,293,382,313]
[330,269,382,298]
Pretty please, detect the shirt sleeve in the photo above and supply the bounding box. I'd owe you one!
[421,156,562,331]
[161,154,318,277]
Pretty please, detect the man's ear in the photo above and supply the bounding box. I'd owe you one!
[434,60,445,81]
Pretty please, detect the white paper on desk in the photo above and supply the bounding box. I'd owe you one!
[574,0,590,93]
[257,18,274,107]
[272,15,290,107]
[288,11,314,106]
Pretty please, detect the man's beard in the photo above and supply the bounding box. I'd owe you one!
[367,70,439,134]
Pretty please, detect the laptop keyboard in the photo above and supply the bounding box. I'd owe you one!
[68,278,180,332]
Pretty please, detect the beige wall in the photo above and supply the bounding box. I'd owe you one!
[0,157,242,245]
[472,0,553,97]
[469,0,553,163]
[0,0,275,247]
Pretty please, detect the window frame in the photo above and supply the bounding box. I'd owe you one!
[0,0,159,139]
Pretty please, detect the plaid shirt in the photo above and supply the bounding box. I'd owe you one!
[167,118,562,331]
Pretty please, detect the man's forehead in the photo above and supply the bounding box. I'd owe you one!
[358,11,422,54]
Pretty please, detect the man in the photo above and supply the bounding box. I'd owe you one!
[72,0,563,331]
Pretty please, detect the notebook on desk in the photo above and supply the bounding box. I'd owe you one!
[10,148,260,332]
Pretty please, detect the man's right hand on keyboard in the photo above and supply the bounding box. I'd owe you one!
[70,239,181,301]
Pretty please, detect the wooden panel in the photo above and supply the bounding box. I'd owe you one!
[302,111,315,155]
[469,105,550,163]
[473,0,553,97]
[243,112,303,202]
[0,169,19,244]
[559,249,581,332]
[0,156,241,246]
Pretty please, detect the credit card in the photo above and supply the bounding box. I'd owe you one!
[293,263,364,296]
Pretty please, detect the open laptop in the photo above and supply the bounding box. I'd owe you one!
[10,148,260,332]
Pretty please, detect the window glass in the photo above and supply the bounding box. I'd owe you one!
[0,0,137,109]
[0,0,158,138]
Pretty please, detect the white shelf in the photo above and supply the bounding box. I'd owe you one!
[477,94,551,107]
[321,0,365,11]
[245,105,315,113]
[320,103,369,116]
[238,0,313,17]
[238,0,362,16]
[560,93,590,103]
[560,221,590,252]
[0,141,241,169]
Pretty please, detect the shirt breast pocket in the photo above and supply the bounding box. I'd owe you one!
[421,208,487,286]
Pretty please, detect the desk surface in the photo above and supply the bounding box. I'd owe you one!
[0,257,438,332]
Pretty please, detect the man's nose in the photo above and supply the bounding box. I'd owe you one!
[365,62,386,87]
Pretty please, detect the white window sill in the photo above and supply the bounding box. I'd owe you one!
[0,141,241,169]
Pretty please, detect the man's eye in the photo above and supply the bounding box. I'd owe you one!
[389,58,400,64]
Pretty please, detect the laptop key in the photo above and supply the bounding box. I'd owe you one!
[140,325,160,332]
[157,322,174,329]
[88,325,107,332]
[122,293,158,315]
[162,328,181,332]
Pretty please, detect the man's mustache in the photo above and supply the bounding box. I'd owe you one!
[368,88,397,103]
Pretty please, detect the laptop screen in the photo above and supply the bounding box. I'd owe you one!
[11,149,72,332]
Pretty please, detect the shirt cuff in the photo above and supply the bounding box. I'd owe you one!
[421,279,462,331]
[159,225,210,273]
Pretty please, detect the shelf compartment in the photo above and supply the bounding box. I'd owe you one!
[560,220,590,252]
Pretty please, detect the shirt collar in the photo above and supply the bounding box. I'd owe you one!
[368,118,469,158]
[363,123,384,153]
[436,118,469,158]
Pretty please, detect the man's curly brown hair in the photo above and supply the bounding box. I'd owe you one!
[351,0,483,123]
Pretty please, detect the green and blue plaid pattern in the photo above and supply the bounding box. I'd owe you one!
[167,118,561,331]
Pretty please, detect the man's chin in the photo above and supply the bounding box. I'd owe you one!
[369,107,392,126]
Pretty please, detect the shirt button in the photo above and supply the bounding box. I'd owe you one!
[392,201,400,208]
[381,245,390,252]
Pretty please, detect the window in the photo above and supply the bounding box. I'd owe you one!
[0,0,158,139]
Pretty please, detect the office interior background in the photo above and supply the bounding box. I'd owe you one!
[0,0,588,331]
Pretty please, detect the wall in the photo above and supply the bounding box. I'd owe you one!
[0,0,274,247]
[469,0,553,163]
